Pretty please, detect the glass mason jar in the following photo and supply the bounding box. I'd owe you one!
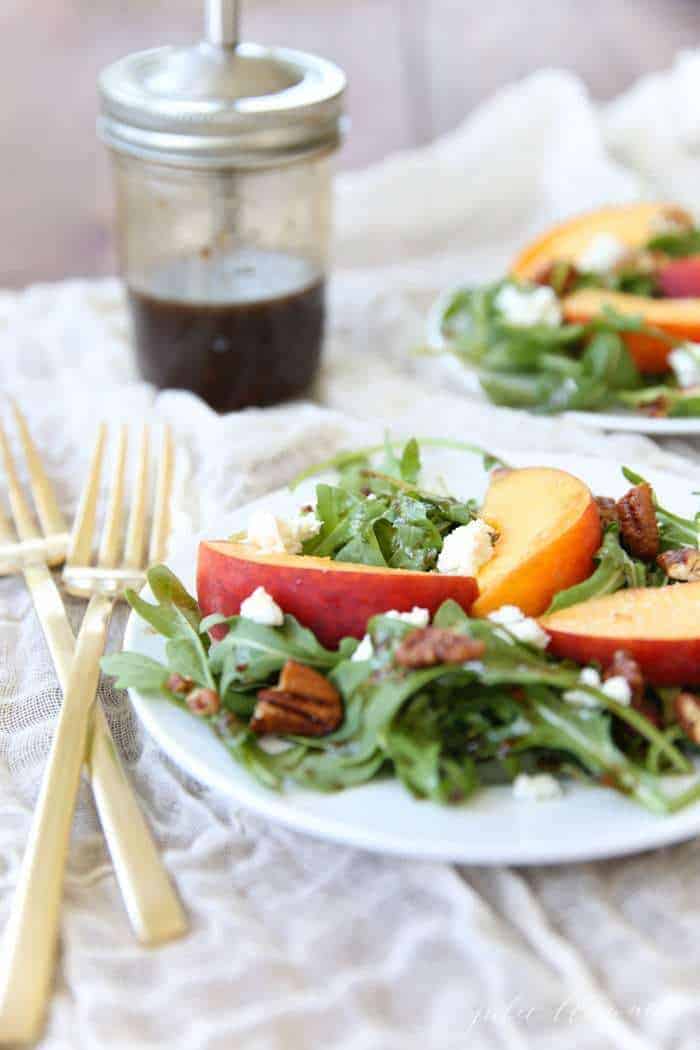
[99,6,345,413]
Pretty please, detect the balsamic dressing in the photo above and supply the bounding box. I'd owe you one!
[126,248,325,413]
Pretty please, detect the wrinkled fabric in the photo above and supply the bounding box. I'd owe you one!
[1,56,700,1050]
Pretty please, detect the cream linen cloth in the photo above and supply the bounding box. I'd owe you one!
[3,54,700,1050]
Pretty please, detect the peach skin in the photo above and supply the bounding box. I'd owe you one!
[541,581,700,685]
[197,541,479,649]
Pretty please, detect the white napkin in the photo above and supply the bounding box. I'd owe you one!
[2,57,700,1050]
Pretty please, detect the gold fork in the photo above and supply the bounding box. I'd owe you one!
[0,417,187,1045]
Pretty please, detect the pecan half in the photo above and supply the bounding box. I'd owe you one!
[167,673,194,696]
[639,396,670,419]
[250,660,342,737]
[675,692,700,744]
[657,547,700,582]
[650,205,694,236]
[595,496,619,529]
[604,650,644,705]
[277,660,340,702]
[186,687,221,717]
[395,627,485,669]
[616,484,660,561]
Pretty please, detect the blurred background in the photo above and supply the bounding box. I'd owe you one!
[2,0,699,288]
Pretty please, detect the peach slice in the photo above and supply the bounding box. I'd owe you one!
[562,289,700,374]
[541,582,700,685]
[511,202,685,280]
[472,467,601,618]
[197,541,479,649]
[511,202,700,374]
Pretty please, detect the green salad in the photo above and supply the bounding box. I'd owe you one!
[293,436,505,571]
[103,439,700,814]
[435,222,700,417]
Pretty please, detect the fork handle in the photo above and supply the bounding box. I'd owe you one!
[0,594,112,1044]
[21,566,187,945]
[87,711,188,946]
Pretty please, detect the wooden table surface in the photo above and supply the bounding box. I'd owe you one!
[1,0,698,288]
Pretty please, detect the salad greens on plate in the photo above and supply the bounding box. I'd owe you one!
[433,217,700,417]
[103,565,700,815]
[436,281,700,416]
[103,438,700,816]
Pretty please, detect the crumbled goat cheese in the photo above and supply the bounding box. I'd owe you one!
[563,666,603,708]
[239,586,284,627]
[669,344,700,389]
[512,618,551,650]
[437,519,496,576]
[512,773,563,802]
[246,509,321,555]
[563,667,632,707]
[289,511,322,543]
[494,283,562,328]
[386,607,430,628]
[487,605,550,650]
[601,675,632,705]
[352,634,374,662]
[488,605,525,627]
[577,232,628,273]
[246,510,298,554]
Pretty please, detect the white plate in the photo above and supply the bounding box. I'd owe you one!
[427,288,700,436]
[124,449,700,866]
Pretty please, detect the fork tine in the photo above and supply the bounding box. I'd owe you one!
[0,420,40,540]
[11,400,68,539]
[97,426,128,569]
[0,500,15,555]
[67,424,107,567]
[123,425,150,570]
[147,425,173,565]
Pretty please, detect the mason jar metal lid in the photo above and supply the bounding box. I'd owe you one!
[98,37,346,169]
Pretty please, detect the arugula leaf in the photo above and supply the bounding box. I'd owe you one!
[478,370,554,409]
[222,729,307,792]
[147,564,201,629]
[547,525,649,613]
[106,563,698,815]
[378,432,404,480]
[515,687,668,813]
[437,280,693,416]
[384,691,478,803]
[101,652,170,694]
[204,613,353,700]
[165,628,215,688]
[581,331,641,391]
[290,437,510,489]
[124,567,215,689]
[669,394,700,418]
[647,227,700,257]
[301,438,478,572]
[428,601,687,778]
[611,271,659,297]
[400,437,421,484]
[571,269,660,298]
[255,610,678,811]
